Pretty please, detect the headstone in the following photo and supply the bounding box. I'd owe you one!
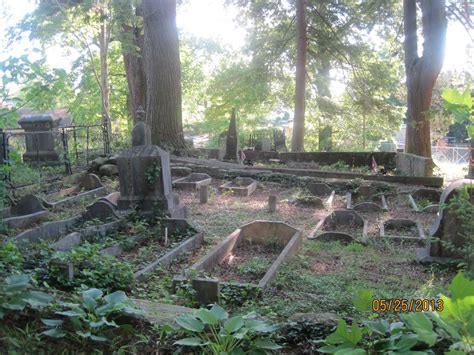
[78,174,103,190]
[425,180,473,264]
[132,106,151,147]
[268,195,277,213]
[261,137,271,151]
[18,114,60,163]
[218,135,227,160]
[51,232,82,252]
[100,245,123,257]
[223,109,239,162]
[307,183,332,196]
[99,164,118,176]
[11,194,47,216]
[192,278,220,305]
[100,192,121,207]
[83,199,119,222]
[116,144,186,217]
[200,185,209,204]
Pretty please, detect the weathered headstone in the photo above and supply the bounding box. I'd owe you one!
[223,109,239,162]
[218,134,227,160]
[261,137,271,151]
[18,114,60,163]
[83,199,119,222]
[132,106,151,147]
[200,185,209,204]
[420,180,473,268]
[11,194,47,216]
[116,145,186,217]
[268,195,277,213]
[51,232,82,252]
[78,173,103,190]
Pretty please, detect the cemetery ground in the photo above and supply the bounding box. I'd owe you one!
[2,161,471,354]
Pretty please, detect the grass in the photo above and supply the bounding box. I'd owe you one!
[236,240,455,320]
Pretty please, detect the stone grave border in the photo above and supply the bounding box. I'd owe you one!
[379,218,425,245]
[3,210,50,230]
[173,173,212,191]
[177,220,302,304]
[45,186,107,211]
[408,188,441,213]
[218,177,258,197]
[346,192,388,212]
[308,210,368,244]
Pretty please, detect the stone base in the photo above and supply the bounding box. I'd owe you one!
[117,196,186,219]
[23,151,60,163]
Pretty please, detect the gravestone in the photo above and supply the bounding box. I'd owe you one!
[11,194,47,216]
[82,199,119,222]
[420,179,473,267]
[116,122,186,217]
[218,134,227,160]
[18,114,60,163]
[132,106,151,147]
[223,109,239,162]
[78,174,103,190]
[261,137,271,151]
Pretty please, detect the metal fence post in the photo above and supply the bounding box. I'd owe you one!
[61,128,72,175]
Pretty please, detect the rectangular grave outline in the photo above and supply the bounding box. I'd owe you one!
[346,192,388,211]
[408,193,440,213]
[218,178,258,197]
[183,220,302,304]
[173,173,212,191]
[379,219,426,245]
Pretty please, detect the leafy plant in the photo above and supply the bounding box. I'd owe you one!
[0,273,53,319]
[442,186,474,274]
[0,241,24,275]
[41,288,143,343]
[442,87,473,138]
[320,272,474,354]
[45,243,134,292]
[174,304,281,354]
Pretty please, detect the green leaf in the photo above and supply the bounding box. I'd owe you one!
[104,291,127,305]
[196,308,218,325]
[41,319,63,327]
[449,272,474,300]
[175,315,204,332]
[90,334,108,342]
[334,349,365,355]
[41,328,66,338]
[224,315,244,333]
[326,320,364,346]
[402,313,437,346]
[352,289,374,312]
[83,288,103,300]
[245,319,279,333]
[210,303,228,320]
[24,290,53,307]
[174,337,203,346]
[254,339,282,350]
[56,310,85,318]
[467,125,474,139]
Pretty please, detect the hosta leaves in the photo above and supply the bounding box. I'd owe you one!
[224,315,244,333]
[352,289,374,312]
[210,303,228,320]
[326,320,364,346]
[41,328,66,338]
[196,308,218,325]
[402,313,437,347]
[24,290,53,307]
[174,337,203,346]
[105,291,127,305]
[176,315,204,332]
[41,319,63,327]
[254,339,282,350]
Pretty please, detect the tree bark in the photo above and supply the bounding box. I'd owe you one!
[316,61,332,151]
[291,0,307,152]
[403,0,447,158]
[99,6,111,139]
[121,4,147,125]
[143,0,186,152]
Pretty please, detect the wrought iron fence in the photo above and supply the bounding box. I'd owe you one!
[432,145,470,165]
[1,124,109,188]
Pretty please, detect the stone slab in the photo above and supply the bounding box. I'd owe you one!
[11,216,81,244]
[3,210,49,229]
[308,210,368,244]
[218,177,257,197]
[173,173,212,191]
[11,194,47,216]
[379,219,425,246]
[51,232,82,252]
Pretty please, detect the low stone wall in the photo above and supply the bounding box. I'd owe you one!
[195,149,395,167]
[395,153,434,177]
[279,152,396,167]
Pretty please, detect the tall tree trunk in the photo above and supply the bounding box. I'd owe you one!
[143,0,186,151]
[316,61,332,151]
[403,0,447,158]
[122,4,147,124]
[291,0,307,152]
[99,7,111,139]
